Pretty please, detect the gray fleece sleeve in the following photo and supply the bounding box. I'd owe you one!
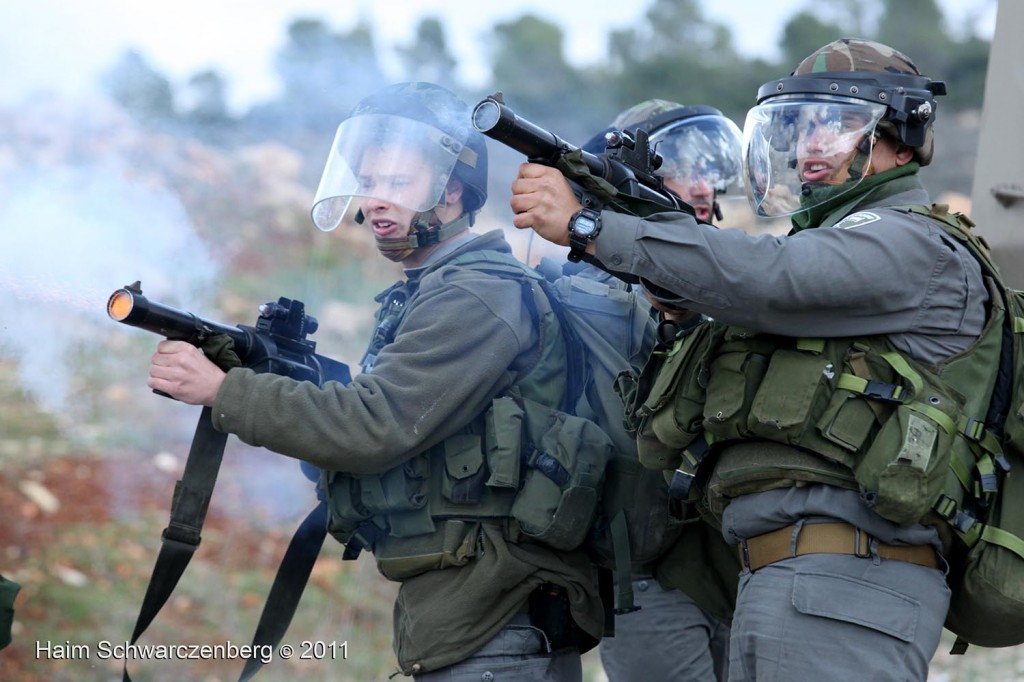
[212,267,534,474]
[594,207,985,362]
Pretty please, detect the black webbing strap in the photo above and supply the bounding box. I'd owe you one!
[596,566,616,637]
[239,500,328,681]
[124,406,227,682]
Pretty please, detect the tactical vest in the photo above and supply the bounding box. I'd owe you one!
[634,206,1005,539]
[321,249,615,580]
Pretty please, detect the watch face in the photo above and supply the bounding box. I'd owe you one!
[573,214,598,237]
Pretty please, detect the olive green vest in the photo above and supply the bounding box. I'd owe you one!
[634,206,1006,544]
[322,249,616,580]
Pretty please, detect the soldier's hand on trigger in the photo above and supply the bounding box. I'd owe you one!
[147,339,228,407]
[510,163,582,246]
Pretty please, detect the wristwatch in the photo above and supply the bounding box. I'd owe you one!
[567,208,602,263]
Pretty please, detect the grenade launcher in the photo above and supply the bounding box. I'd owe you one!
[106,280,350,387]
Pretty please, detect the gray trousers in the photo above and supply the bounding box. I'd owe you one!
[599,577,730,682]
[414,614,582,681]
[728,553,950,682]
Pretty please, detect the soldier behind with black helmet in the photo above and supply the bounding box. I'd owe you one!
[508,39,975,681]
[581,100,743,682]
[144,82,604,680]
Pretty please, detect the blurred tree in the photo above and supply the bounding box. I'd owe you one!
[604,0,763,123]
[396,17,458,87]
[873,0,989,110]
[183,69,233,129]
[101,49,176,127]
[940,33,990,110]
[269,18,386,135]
[874,0,953,75]
[778,12,846,70]
[643,0,734,62]
[487,15,596,136]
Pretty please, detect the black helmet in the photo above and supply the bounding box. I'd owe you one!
[312,82,488,232]
[744,38,946,218]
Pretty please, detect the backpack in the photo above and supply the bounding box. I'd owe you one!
[902,204,1024,654]
[532,258,679,609]
[450,252,674,624]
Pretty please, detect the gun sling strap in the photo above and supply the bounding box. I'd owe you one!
[124,406,327,682]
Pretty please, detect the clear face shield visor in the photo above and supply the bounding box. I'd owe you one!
[311,114,465,232]
[650,114,744,200]
[742,96,887,217]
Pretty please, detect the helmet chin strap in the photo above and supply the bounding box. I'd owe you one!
[365,208,475,261]
[845,132,878,182]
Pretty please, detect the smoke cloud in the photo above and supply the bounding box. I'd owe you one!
[0,98,219,447]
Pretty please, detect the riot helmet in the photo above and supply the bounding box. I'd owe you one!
[584,100,744,222]
[742,38,946,218]
[311,82,488,249]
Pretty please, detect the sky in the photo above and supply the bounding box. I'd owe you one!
[0,0,997,113]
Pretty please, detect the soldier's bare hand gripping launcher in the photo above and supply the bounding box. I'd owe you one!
[107,280,351,387]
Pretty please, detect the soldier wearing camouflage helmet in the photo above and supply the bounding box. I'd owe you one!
[581,99,742,682]
[507,39,980,680]
[146,82,604,680]
[583,99,744,224]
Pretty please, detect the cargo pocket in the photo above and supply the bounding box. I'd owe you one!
[704,349,770,441]
[816,389,879,468]
[511,398,614,550]
[442,434,487,505]
[792,572,918,643]
[856,395,959,525]
[375,519,482,580]
[484,396,523,490]
[634,326,713,470]
[323,472,373,544]
[359,455,429,514]
[644,324,713,447]
[748,349,834,440]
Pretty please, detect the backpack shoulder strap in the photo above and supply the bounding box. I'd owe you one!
[448,250,586,410]
[900,203,1004,284]
[899,203,1017,434]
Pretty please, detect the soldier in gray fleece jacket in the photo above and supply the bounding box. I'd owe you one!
[146,82,603,680]
[505,40,984,682]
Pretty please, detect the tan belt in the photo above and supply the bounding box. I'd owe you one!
[738,522,940,572]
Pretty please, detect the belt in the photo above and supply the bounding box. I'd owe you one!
[738,522,940,572]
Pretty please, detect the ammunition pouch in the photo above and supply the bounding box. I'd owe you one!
[323,394,614,579]
[632,322,997,528]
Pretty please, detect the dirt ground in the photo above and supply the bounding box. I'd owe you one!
[0,449,398,682]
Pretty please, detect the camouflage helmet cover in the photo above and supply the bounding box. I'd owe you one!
[583,99,724,152]
[792,38,921,78]
[610,99,716,132]
[582,99,743,198]
[788,38,938,165]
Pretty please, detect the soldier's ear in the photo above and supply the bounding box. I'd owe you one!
[444,178,465,205]
[894,143,914,166]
